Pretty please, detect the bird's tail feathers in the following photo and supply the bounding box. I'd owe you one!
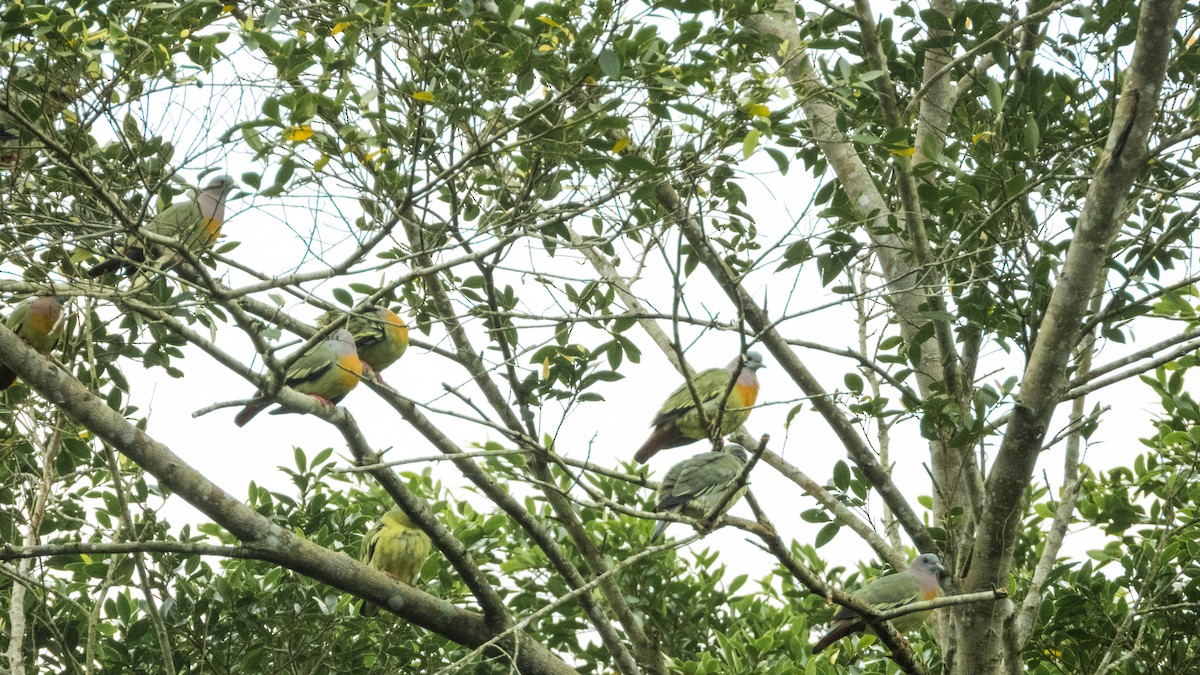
[234,399,271,427]
[359,601,380,617]
[88,247,147,278]
[634,425,685,463]
[812,620,857,654]
[87,258,124,278]
[649,519,669,543]
[0,365,17,391]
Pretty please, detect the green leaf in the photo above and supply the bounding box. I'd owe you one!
[742,128,760,159]
[844,373,863,395]
[598,48,620,79]
[1024,114,1040,154]
[833,461,851,492]
[814,522,840,548]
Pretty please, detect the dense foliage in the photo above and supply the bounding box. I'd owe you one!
[2,0,1198,673]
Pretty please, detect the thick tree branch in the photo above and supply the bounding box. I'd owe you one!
[902,0,1074,121]
[0,541,256,562]
[911,0,956,168]
[741,1,939,373]
[961,4,1185,673]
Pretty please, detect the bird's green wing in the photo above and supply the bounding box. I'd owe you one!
[316,311,387,347]
[359,520,385,564]
[656,452,743,512]
[348,312,387,345]
[148,198,216,255]
[314,311,343,330]
[653,368,730,424]
[656,461,686,500]
[284,343,336,387]
[3,301,30,332]
[857,572,921,609]
[831,572,922,622]
[320,310,406,366]
[147,200,197,238]
[672,453,743,498]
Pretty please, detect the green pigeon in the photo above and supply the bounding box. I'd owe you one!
[233,328,363,426]
[812,553,945,654]
[651,443,749,541]
[318,307,409,383]
[0,296,66,390]
[358,508,432,617]
[88,175,237,278]
[634,352,765,463]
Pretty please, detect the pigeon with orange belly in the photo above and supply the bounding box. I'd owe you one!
[0,296,66,390]
[233,328,363,426]
[88,175,237,278]
[634,352,764,463]
[319,307,408,384]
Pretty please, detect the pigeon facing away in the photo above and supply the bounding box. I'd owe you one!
[358,508,432,617]
[650,443,749,541]
[319,307,408,383]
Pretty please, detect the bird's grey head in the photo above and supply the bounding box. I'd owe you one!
[724,443,749,462]
[330,328,355,344]
[203,174,237,196]
[743,351,765,370]
[913,553,944,577]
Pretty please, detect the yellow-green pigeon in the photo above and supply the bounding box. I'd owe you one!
[812,553,945,654]
[318,307,409,383]
[650,443,748,541]
[88,175,237,278]
[634,352,764,463]
[358,508,432,617]
[233,328,363,426]
[0,296,66,390]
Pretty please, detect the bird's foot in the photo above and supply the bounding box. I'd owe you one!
[361,363,383,384]
[309,395,336,412]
